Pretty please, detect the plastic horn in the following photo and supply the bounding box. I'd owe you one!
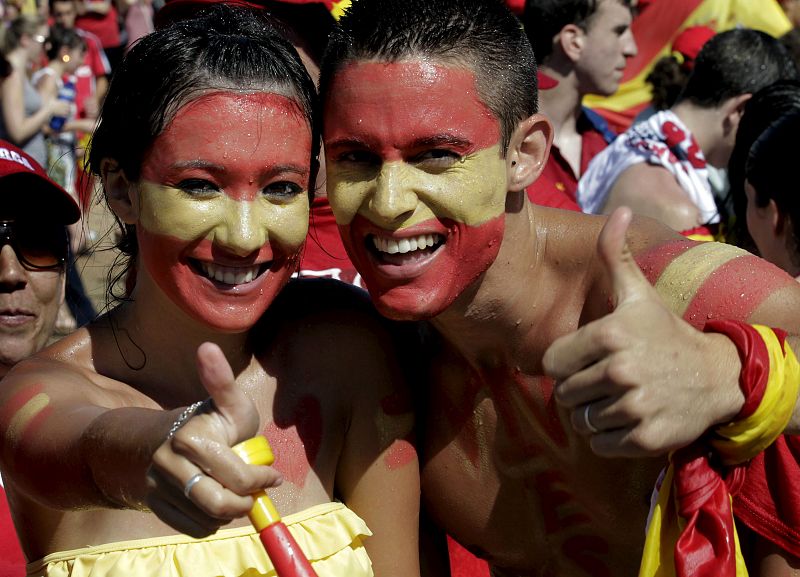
[232,436,319,577]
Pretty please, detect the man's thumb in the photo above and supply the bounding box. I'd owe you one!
[598,207,649,306]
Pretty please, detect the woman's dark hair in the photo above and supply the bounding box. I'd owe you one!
[44,25,84,61]
[727,80,800,251]
[646,55,689,111]
[89,3,318,305]
[745,110,800,265]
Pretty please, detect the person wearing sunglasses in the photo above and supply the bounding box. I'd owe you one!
[0,138,79,576]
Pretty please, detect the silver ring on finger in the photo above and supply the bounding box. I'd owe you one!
[183,473,205,499]
[582,404,600,434]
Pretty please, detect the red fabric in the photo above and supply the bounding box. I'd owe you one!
[0,486,25,577]
[76,4,121,49]
[736,436,800,558]
[671,25,717,62]
[298,197,363,287]
[527,115,609,210]
[447,536,490,577]
[672,447,741,577]
[73,30,110,121]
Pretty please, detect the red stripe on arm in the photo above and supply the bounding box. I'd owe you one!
[683,255,797,328]
[634,239,696,285]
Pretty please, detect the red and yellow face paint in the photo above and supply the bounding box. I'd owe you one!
[135,92,312,332]
[324,61,509,320]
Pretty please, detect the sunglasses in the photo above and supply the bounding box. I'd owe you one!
[0,221,67,270]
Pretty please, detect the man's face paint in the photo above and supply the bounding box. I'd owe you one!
[324,61,508,320]
[137,92,312,332]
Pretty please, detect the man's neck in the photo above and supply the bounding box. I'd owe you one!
[430,201,552,368]
[537,65,584,139]
[671,101,717,166]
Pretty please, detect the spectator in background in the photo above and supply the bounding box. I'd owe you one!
[0,15,70,167]
[578,29,797,240]
[743,111,800,278]
[74,0,122,71]
[522,0,637,211]
[0,138,81,577]
[727,80,800,251]
[121,0,153,50]
[635,25,716,122]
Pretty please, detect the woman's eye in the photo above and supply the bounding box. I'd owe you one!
[264,181,304,198]
[176,179,218,196]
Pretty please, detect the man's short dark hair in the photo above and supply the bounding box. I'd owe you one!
[679,28,799,108]
[320,0,536,153]
[523,0,633,63]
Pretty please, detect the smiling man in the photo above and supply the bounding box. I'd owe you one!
[321,1,800,575]
[0,138,79,576]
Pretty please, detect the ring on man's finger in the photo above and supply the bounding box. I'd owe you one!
[582,404,600,434]
[183,473,205,499]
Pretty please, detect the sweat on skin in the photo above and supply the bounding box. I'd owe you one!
[128,92,312,332]
[324,61,511,319]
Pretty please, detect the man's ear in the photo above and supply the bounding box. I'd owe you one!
[558,23,586,63]
[506,113,553,192]
[722,93,751,136]
[101,158,139,224]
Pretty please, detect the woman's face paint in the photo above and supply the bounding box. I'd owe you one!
[323,61,508,319]
[136,92,312,332]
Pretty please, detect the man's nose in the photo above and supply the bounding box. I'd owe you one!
[368,162,418,225]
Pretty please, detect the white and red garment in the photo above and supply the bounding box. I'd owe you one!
[577,110,719,226]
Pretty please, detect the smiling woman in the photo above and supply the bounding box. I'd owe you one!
[0,6,420,577]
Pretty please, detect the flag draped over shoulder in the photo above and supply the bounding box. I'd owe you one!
[584,0,792,132]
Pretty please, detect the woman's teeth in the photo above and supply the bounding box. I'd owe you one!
[200,262,262,285]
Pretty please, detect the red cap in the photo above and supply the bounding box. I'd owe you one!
[0,139,80,224]
[155,0,332,28]
[672,25,716,62]
[504,0,524,15]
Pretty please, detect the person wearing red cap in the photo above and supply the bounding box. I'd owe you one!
[578,29,798,240]
[0,138,80,577]
[522,0,638,211]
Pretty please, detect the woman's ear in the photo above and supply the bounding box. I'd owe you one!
[506,113,553,192]
[101,159,139,224]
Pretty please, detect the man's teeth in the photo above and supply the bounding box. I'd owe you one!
[372,234,441,254]
[200,262,261,285]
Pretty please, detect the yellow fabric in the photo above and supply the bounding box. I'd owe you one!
[638,468,748,577]
[27,502,373,577]
[639,325,799,577]
[685,233,715,243]
[714,327,800,466]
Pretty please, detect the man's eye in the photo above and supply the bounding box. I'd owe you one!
[412,149,462,167]
[176,179,218,196]
[264,181,304,198]
[337,150,379,165]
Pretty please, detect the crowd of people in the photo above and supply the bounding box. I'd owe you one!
[1,0,800,576]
